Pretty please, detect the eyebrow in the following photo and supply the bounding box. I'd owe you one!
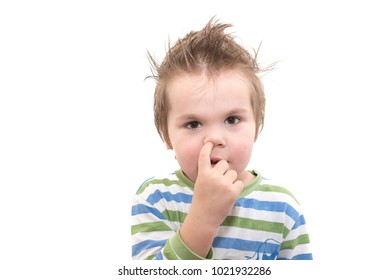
[176,108,250,121]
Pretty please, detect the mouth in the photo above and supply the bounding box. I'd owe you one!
[210,157,223,166]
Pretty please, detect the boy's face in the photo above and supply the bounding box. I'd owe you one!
[166,69,256,182]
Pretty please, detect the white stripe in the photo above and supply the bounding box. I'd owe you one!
[216,225,283,241]
[230,205,289,224]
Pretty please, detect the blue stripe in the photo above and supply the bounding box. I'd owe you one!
[213,237,258,251]
[155,252,163,260]
[291,214,307,230]
[132,239,166,257]
[146,190,192,205]
[131,204,165,220]
[235,198,302,223]
[292,253,313,260]
[236,198,286,212]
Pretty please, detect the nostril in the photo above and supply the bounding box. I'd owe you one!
[203,137,226,148]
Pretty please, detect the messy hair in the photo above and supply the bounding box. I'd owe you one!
[147,18,268,149]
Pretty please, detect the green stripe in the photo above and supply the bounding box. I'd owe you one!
[163,238,180,260]
[162,210,187,223]
[221,216,284,234]
[175,170,195,189]
[239,170,261,197]
[257,184,299,204]
[283,227,290,238]
[131,221,172,235]
[137,178,183,194]
[280,234,310,250]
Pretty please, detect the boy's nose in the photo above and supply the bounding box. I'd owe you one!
[203,129,226,148]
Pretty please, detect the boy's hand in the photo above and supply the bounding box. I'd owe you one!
[179,141,244,257]
[190,142,244,228]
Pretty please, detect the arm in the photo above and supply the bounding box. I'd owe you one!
[179,142,244,258]
[131,195,172,259]
[131,184,215,260]
[131,142,244,259]
[278,212,313,260]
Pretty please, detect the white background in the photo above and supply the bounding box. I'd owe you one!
[1,0,388,279]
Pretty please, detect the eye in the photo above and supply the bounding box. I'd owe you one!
[225,116,240,125]
[185,121,202,129]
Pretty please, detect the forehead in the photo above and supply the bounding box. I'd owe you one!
[166,70,252,109]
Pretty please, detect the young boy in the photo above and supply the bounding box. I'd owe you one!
[131,18,313,260]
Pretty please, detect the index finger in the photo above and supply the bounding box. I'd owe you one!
[198,142,214,170]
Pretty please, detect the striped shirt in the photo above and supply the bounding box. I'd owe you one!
[131,169,313,260]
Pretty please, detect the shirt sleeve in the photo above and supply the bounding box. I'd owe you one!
[277,204,313,260]
[131,192,213,260]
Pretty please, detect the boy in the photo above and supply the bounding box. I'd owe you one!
[131,18,313,260]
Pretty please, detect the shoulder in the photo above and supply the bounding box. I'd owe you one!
[239,173,307,223]
[133,170,194,209]
[135,171,179,193]
[244,171,301,206]
[134,170,195,198]
[260,177,299,202]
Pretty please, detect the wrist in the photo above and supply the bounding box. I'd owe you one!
[179,211,219,258]
[169,231,214,260]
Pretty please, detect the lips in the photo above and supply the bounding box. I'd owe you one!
[210,157,223,166]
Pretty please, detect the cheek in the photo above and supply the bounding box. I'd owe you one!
[173,141,203,182]
[234,141,253,158]
[176,143,199,161]
[173,138,202,169]
[230,132,255,166]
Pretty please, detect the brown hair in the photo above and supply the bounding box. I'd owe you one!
[147,18,268,149]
